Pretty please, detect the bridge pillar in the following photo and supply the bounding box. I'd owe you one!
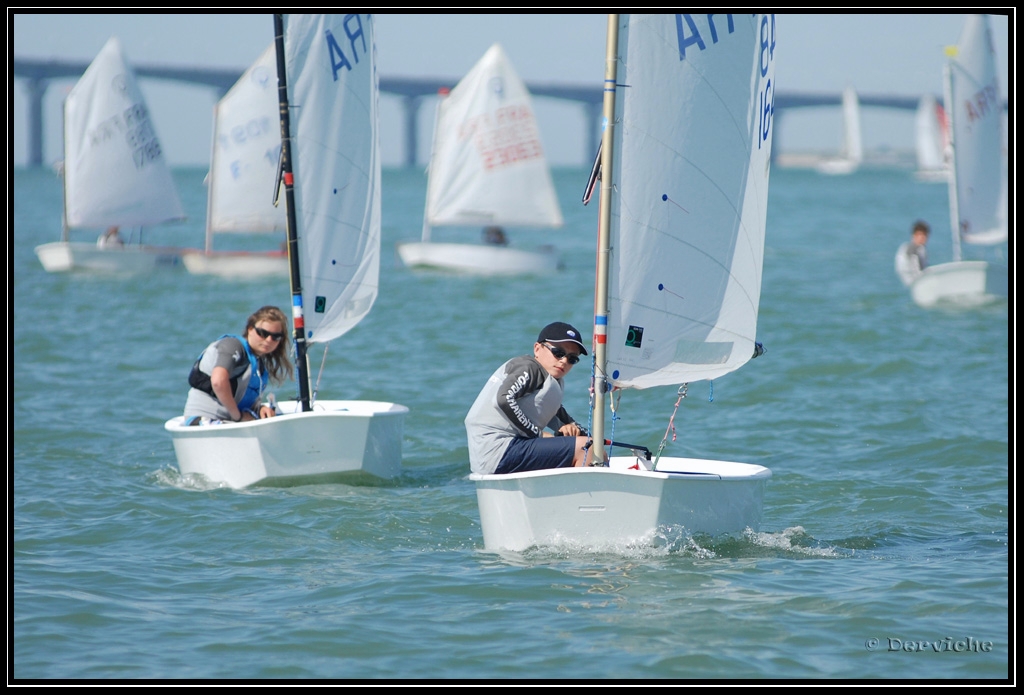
[25,77,47,167]
[402,94,422,168]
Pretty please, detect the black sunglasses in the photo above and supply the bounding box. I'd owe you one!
[253,326,284,341]
[543,342,580,365]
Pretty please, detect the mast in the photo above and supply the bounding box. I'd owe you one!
[273,13,312,411]
[591,14,620,464]
[942,48,963,263]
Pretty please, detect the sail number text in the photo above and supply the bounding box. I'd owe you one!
[673,14,776,150]
[87,102,164,170]
[758,14,776,150]
[325,14,370,81]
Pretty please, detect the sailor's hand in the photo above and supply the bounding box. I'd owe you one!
[257,404,276,419]
[558,423,582,437]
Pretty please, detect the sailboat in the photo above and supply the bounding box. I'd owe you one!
[165,14,408,489]
[913,92,950,183]
[181,44,289,279]
[470,14,776,552]
[816,85,863,175]
[906,14,1009,308]
[35,37,189,274]
[395,43,564,276]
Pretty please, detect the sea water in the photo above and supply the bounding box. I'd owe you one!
[12,164,1009,680]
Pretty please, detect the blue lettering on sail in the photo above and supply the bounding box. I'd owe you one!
[757,14,777,150]
[325,14,369,81]
[675,14,737,60]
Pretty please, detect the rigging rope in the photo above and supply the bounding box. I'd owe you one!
[654,383,688,468]
[608,386,621,459]
[310,343,330,407]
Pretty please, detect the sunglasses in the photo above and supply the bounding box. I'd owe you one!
[543,342,580,365]
[253,326,284,341]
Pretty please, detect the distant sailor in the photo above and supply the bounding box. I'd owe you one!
[482,226,508,246]
[97,226,124,248]
[895,219,930,286]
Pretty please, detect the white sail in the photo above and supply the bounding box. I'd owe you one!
[206,44,286,237]
[914,93,948,173]
[63,37,184,229]
[283,14,380,344]
[424,43,563,229]
[605,14,773,389]
[945,14,1007,249]
[839,85,863,165]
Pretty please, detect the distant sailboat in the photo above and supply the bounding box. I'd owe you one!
[35,37,189,273]
[904,14,1008,308]
[396,43,564,276]
[913,93,950,182]
[816,85,863,175]
[182,44,289,278]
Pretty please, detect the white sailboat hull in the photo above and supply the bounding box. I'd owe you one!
[910,260,1008,308]
[165,399,408,488]
[396,241,560,276]
[471,456,771,551]
[815,157,859,176]
[182,250,289,278]
[913,168,949,183]
[34,241,187,273]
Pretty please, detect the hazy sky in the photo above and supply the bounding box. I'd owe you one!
[10,12,1013,167]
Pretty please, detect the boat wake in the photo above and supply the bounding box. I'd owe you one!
[738,526,846,558]
[480,524,844,561]
[151,466,236,492]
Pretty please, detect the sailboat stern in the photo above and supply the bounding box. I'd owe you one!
[910,260,1008,307]
[165,399,408,488]
[471,457,771,551]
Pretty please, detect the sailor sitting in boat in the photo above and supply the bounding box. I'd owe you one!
[895,219,930,286]
[465,321,603,474]
[97,226,124,248]
[183,306,292,425]
[482,225,508,246]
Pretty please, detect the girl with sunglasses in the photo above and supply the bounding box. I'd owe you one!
[182,306,293,425]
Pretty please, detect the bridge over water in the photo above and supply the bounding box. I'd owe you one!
[14,56,933,168]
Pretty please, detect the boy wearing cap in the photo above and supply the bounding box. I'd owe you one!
[465,321,599,475]
[895,219,930,286]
